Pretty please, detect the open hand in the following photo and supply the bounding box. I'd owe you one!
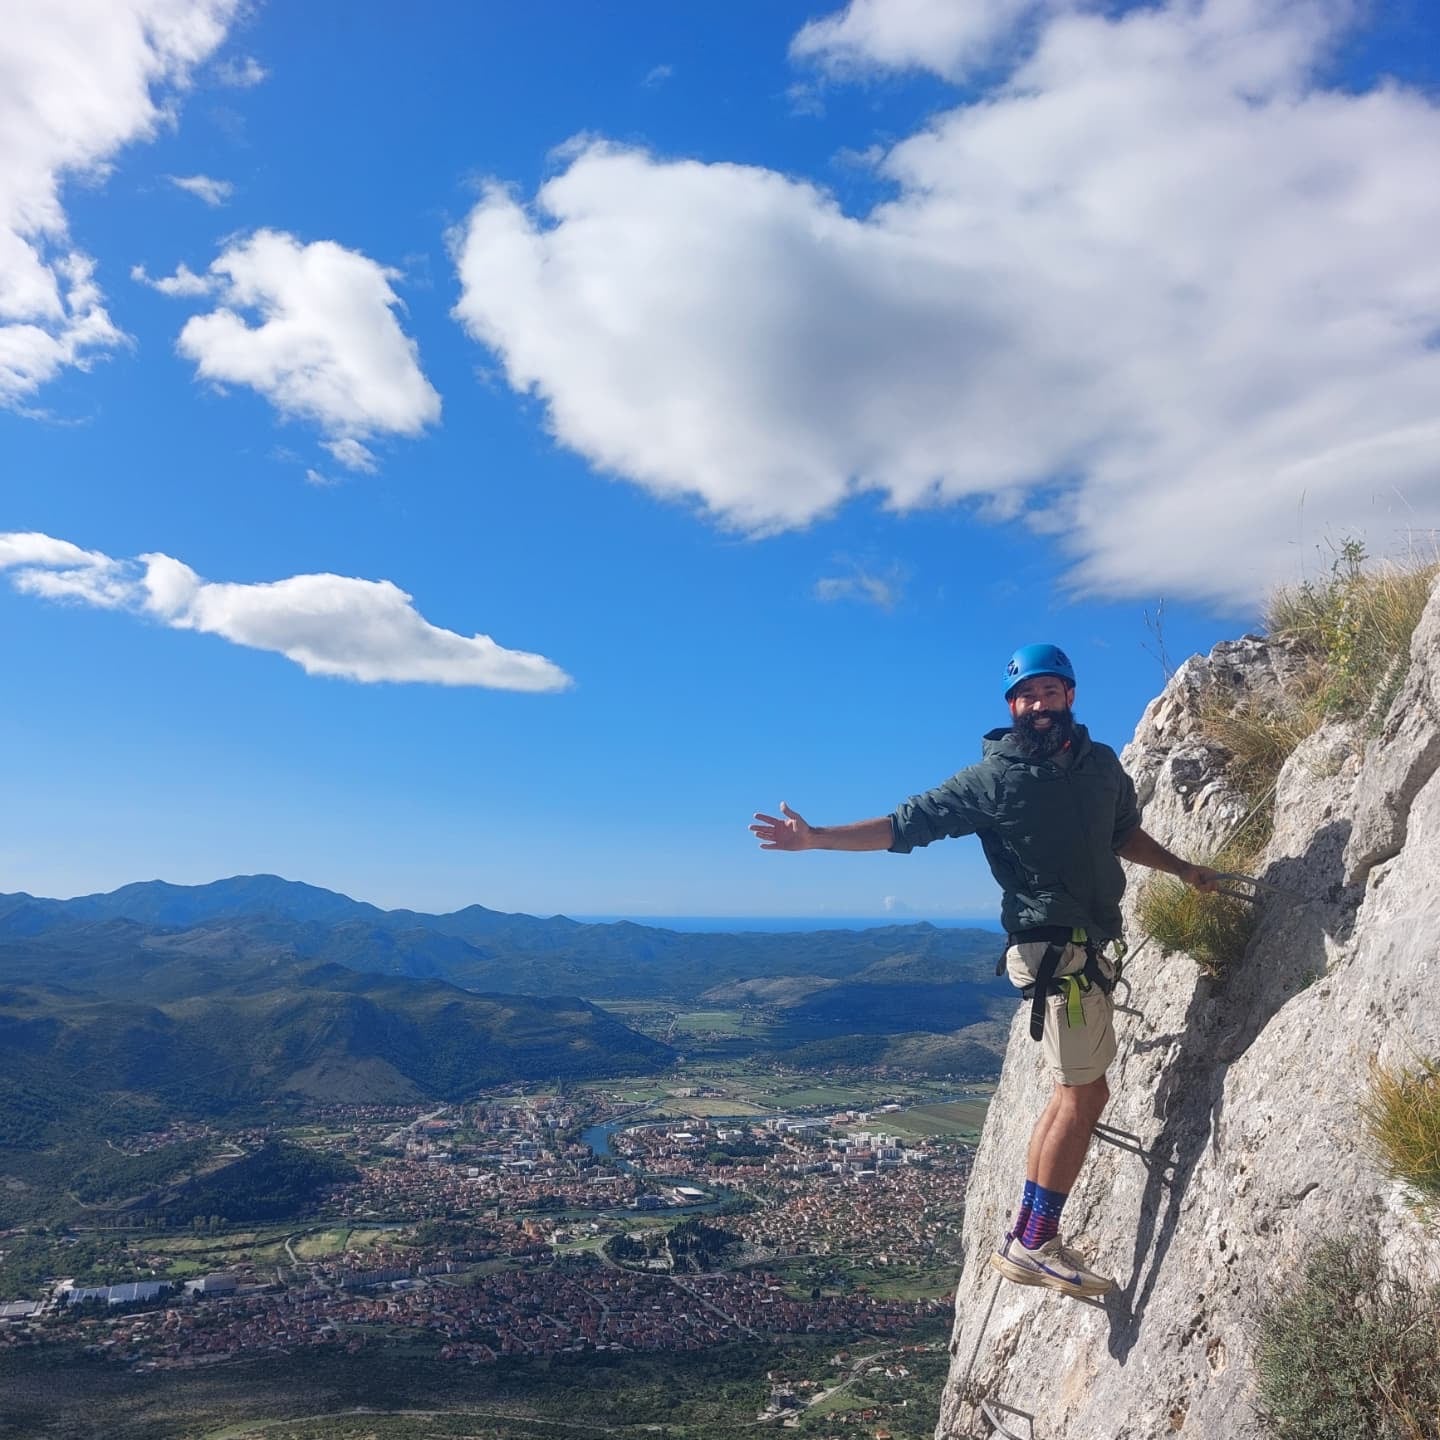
[750,802,811,851]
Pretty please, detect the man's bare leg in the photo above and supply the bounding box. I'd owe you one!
[992,1074,1115,1295]
[1034,1075,1109,1194]
[1025,1087,1064,1183]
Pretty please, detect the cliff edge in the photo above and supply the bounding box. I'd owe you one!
[937,577,1440,1439]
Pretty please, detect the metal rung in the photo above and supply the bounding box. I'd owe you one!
[1212,871,1305,905]
[980,1398,1035,1439]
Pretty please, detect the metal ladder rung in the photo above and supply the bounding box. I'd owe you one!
[979,1397,1035,1439]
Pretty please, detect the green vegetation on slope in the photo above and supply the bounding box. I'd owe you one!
[166,1140,357,1226]
[1255,1233,1440,1440]
[0,969,671,1155]
[0,1330,950,1440]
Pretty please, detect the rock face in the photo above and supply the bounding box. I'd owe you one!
[936,581,1440,1440]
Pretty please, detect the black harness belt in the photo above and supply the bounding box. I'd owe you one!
[996,925,1121,1042]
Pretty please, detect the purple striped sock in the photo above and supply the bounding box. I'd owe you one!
[1020,1184,1068,1249]
[1011,1179,1038,1240]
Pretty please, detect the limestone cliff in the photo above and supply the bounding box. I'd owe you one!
[936,580,1440,1439]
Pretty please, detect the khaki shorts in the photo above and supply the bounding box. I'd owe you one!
[1004,940,1117,1087]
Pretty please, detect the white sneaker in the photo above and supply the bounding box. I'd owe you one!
[990,1233,1113,1298]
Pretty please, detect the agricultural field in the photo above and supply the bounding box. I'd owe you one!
[862,1097,994,1140]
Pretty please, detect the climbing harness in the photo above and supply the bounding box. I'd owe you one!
[996,926,1127,1041]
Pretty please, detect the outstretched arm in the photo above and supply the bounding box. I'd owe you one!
[750,802,893,853]
[1116,827,1218,891]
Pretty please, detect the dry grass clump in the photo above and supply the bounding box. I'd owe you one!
[1266,540,1439,722]
[1255,1233,1440,1440]
[1135,857,1257,978]
[1360,1055,1440,1203]
[1191,545,1438,870]
[1199,693,1321,802]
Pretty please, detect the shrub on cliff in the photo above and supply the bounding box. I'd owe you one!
[1135,852,1257,977]
[1255,1233,1440,1440]
[1361,1055,1440,1203]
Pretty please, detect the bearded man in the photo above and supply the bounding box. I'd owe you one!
[750,643,1216,1298]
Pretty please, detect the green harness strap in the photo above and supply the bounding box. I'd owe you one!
[1057,928,1127,1030]
[1060,927,1089,1029]
[1058,973,1088,1029]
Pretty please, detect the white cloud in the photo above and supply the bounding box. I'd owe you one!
[213,54,266,88]
[451,0,1440,607]
[0,532,132,607]
[175,230,442,465]
[791,0,1062,80]
[167,173,233,206]
[131,261,214,297]
[643,64,674,88]
[0,531,571,692]
[0,0,238,406]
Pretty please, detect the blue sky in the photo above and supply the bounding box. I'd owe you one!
[4,0,1439,919]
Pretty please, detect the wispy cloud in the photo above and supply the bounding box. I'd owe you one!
[323,437,378,473]
[167,173,234,207]
[0,531,571,692]
[814,559,906,611]
[0,1,237,407]
[642,64,674,88]
[166,230,441,470]
[785,83,826,119]
[451,1,1440,606]
[213,54,266,88]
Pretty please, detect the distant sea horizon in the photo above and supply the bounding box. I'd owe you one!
[569,914,1003,933]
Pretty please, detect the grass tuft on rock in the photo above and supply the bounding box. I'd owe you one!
[1360,1055,1440,1203]
[1255,1233,1440,1440]
[1199,693,1321,808]
[1135,862,1255,978]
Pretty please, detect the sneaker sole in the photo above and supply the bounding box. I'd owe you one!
[990,1250,1113,1298]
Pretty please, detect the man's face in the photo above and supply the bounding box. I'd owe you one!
[1007,675,1076,758]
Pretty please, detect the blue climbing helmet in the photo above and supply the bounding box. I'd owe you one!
[1004,643,1076,700]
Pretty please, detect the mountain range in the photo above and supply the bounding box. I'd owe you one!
[0,876,1008,1165]
[0,873,1004,999]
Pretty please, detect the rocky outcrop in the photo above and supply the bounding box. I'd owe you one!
[936,581,1440,1440]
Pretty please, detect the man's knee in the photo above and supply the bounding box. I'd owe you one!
[1057,1074,1108,1123]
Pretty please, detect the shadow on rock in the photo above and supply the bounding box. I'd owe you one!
[1105,818,1357,1363]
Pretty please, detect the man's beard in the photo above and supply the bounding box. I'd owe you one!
[1012,706,1076,760]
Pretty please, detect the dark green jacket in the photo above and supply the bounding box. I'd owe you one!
[888,723,1140,940]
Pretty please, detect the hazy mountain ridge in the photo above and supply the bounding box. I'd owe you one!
[0,877,1004,999]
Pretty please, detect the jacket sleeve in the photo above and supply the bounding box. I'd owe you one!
[889,766,993,853]
[1111,761,1141,849]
